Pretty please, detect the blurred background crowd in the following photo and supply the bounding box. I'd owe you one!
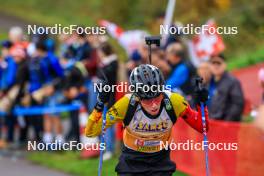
[0,22,261,158]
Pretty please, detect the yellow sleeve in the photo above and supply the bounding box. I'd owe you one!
[170,92,189,117]
[85,94,130,137]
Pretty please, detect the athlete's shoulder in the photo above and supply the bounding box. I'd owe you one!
[164,90,184,100]
[111,94,131,116]
[164,90,188,117]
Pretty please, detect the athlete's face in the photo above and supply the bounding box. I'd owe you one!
[140,94,163,116]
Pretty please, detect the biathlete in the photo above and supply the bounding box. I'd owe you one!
[85,64,209,176]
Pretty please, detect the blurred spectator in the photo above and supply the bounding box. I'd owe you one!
[151,48,171,77]
[63,61,88,143]
[208,54,244,121]
[0,41,16,144]
[20,41,64,144]
[197,61,212,85]
[165,42,195,97]
[60,32,79,60]
[0,44,28,145]
[8,46,29,145]
[97,42,118,160]
[0,41,16,96]
[254,68,264,131]
[1,40,13,58]
[255,104,264,131]
[82,34,98,78]
[75,31,92,61]
[31,32,56,53]
[84,34,100,112]
[35,42,65,144]
[258,68,264,102]
[9,26,29,50]
[126,41,149,75]
[63,59,88,142]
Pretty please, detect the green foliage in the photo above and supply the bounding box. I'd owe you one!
[227,47,264,70]
[0,0,263,67]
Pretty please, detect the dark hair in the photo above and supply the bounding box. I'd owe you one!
[169,42,185,59]
[211,53,226,61]
[1,40,13,49]
[77,26,86,38]
[99,42,113,56]
[35,41,48,52]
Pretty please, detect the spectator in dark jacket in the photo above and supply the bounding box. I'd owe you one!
[5,46,29,143]
[208,54,244,121]
[97,42,118,108]
[63,61,88,143]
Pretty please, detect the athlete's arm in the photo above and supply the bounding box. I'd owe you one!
[85,95,130,137]
[180,104,209,133]
[170,93,209,133]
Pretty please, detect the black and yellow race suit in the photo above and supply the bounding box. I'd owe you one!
[85,91,209,175]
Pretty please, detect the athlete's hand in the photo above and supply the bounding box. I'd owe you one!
[96,79,111,104]
[94,79,110,112]
[194,87,209,103]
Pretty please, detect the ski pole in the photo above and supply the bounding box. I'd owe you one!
[196,77,210,176]
[97,69,108,176]
[98,105,107,176]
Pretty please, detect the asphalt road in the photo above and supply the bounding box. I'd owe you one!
[0,151,71,176]
[0,13,31,32]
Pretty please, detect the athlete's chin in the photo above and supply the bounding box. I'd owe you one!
[149,108,159,115]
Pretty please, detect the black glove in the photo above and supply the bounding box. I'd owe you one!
[194,87,209,104]
[94,79,111,111]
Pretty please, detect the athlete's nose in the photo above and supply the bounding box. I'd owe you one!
[152,101,158,108]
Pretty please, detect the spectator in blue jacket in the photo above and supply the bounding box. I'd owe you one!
[35,41,65,145]
[0,41,16,95]
[20,41,65,144]
[0,40,17,144]
[165,43,195,97]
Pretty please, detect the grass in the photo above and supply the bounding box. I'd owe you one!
[27,151,187,176]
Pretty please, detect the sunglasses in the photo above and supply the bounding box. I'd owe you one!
[141,94,163,106]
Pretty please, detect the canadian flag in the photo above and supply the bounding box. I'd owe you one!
[99,20,148,55]
[188,20,225,67]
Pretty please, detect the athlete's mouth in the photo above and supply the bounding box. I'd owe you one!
[151,108,159,113]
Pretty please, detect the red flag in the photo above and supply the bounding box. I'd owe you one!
[188,20,225,67]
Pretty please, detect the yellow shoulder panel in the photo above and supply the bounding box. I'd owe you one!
[169,92,188,117]
[85,94,130,137]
